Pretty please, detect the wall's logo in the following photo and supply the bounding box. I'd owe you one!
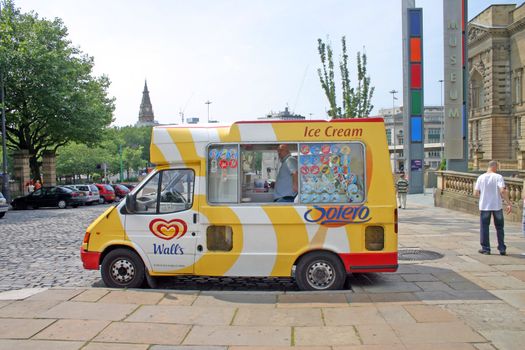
[149,219,188,240]
[304,205,371,227]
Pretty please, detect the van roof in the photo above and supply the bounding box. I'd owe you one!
[151,118,385,165]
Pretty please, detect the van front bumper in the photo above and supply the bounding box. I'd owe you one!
[80,248,101,270]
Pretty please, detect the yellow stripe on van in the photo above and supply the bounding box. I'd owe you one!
[194,203,244,276]
[263,207,309,276]
[167,128,203,165]
[218,124,241,142]
[150,143,168,165]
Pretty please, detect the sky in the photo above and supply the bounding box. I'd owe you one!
[13,0,525,126]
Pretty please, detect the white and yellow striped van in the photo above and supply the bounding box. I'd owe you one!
[81,118,398,290]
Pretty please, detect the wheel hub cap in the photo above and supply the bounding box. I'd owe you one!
[111,259,135,283]
[307,262,334,289]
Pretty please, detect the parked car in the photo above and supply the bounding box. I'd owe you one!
[69,184,100,205]
[11,186,83,209]
[112,184,130,200]
[0,191,8,218]
[64,186,89,206]
[95,184,116,204]
[121,183,136,191]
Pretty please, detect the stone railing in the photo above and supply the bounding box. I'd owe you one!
[435,171,524,222]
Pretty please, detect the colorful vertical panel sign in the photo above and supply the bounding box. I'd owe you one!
[408,8,423,145]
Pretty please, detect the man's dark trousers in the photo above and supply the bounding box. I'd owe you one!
[480,210,506,253]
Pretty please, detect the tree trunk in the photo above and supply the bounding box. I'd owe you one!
[29,155,41,181]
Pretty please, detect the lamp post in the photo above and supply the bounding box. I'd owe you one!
[205,100,212,123]
[438,79,444,163]
[0,3,9,202]
[389,89,398,173]
[119,144,123,182]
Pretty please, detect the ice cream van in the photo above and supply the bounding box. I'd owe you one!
[81,118,398,290]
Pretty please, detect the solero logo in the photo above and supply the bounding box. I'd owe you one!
[304,205,371,227]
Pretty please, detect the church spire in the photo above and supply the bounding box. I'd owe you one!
[137,79,155,126]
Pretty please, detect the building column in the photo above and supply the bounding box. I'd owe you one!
[13,150,30,195]
[473,150,484,171]
[517,150,525,170]
[42,151,57,186]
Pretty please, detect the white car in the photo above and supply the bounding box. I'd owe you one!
[69,184,100,205]
[0,191,8,218]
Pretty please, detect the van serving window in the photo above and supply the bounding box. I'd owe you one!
[208,145,239,204]
[298,142,366,204]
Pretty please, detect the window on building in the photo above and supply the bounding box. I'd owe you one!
[427,128,441,143]
[386,129,392,145]
[515,69,523,105]
[471,70,485,109]
[515,116,522,139]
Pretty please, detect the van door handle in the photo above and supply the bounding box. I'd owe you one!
[193,213,198,224]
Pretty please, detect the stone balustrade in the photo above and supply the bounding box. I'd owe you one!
[435,171,524,222]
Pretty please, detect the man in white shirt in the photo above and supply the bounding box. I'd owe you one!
[474,160,512,255]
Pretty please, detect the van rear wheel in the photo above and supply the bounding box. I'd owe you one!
[101,248,145,288]
[295,252,347,291]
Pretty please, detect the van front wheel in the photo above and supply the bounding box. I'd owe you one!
[295,252,346,291]
[101,248,145,288]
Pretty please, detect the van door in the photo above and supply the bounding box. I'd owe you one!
[125,168,198,274]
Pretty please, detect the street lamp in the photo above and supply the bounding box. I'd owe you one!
[389,89,398,173]
[0,3,10,202]
[205,100,212,123]
[438,79,444,162]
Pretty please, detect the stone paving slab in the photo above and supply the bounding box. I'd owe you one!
[391,321,487,344]
[32,319,110,341]
[233,307,323,326]
[98,290,165,304]
[0,299,61,318]
[0,339,84,350]
[323,306,387,326]
[38,301,138,321]
[82,343,148,350]
[294,326,361,346]
[94,322,190,345]
[183,325,291,346]
[276,292,350,307]
[0,318,56,339]
[158,292,199,306]
[126,305,236,325]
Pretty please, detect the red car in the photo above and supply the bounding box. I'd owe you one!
[95,184,116,204]
[112,184,130,199]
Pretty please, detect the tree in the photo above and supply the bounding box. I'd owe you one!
[0,1,115,179]
[317,36,375,119]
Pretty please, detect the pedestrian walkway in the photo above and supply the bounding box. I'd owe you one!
[1,193,525,349]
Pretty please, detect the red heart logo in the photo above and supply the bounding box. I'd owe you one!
[149,218,188,240]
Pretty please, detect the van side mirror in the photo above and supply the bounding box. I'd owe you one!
[125,193,136,214]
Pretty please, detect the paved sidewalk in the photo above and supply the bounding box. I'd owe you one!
[1,193,525,349]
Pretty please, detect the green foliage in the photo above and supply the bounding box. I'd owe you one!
[438,159,447,171]
[56,126,152,180]
[0,0,115,179]
[91,173,101,183]
[317,36,375,119]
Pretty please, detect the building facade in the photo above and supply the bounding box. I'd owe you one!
[379,106,444,170]
[258,107,306,121]
[468,4,525,170]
